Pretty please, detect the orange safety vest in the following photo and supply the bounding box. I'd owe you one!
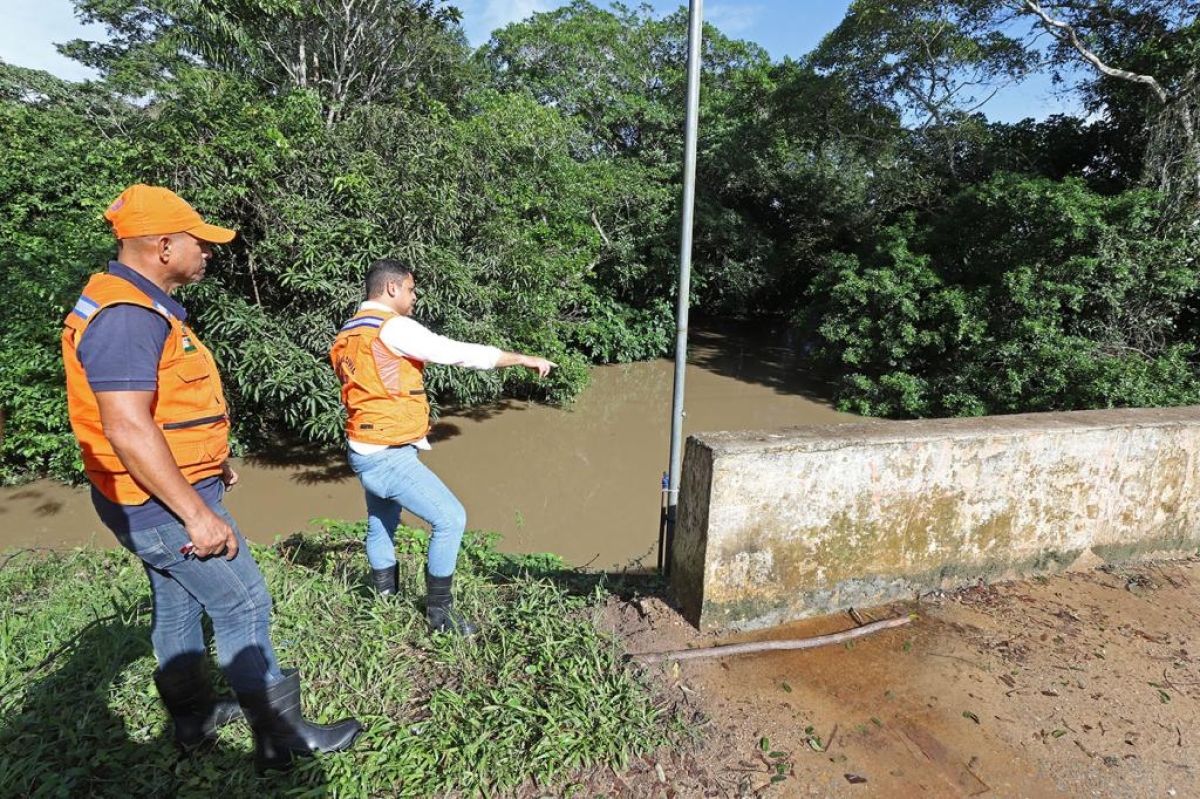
[329,309,431,446]
[62,273,231,505]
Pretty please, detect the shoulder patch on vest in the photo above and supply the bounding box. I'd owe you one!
[340,315,386,333]
[72,295,101,320]
[152,301,175,321]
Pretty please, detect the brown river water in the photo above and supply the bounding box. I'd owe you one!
[0,324,854,568]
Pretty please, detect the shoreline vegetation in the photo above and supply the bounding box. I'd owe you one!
[0,521,693,797]
[4,1,1197,488]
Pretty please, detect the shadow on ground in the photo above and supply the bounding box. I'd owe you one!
[0,601,329,797]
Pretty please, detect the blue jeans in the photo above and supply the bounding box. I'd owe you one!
[112,498,284,693]
[347,445,466,578]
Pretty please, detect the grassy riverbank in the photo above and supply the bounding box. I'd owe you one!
[0,522,688,797]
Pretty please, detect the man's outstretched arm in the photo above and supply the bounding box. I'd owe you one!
[495,351,555,376]
[381,316,555,375]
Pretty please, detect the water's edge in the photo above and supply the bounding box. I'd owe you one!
[0,325,851,569]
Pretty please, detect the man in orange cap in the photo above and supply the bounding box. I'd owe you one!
[62,184,361,770]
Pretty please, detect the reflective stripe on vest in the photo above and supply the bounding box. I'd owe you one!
[329,309,431,446]
[62,273,231,505]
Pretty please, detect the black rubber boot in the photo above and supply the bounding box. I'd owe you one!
[153,658,244,751]
[236,669,362,771]
[425,572,478,636]
[371,565,397,597]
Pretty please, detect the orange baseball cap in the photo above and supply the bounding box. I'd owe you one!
[104,184,236,243]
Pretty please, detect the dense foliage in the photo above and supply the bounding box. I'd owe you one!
[806,175,1199,417]
[1,0,1197,483]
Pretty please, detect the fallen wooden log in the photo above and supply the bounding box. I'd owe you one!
[630,614,915,664]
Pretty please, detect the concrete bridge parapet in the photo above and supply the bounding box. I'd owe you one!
[671,407,1200,631]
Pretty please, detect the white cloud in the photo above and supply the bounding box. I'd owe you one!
[705,2,764,36]
[458,0,558,46]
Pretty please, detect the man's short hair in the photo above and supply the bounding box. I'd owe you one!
[365,259,413,299]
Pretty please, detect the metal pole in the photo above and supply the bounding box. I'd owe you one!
[662,0,704,577]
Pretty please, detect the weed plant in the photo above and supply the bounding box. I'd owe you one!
[0,521,686,797]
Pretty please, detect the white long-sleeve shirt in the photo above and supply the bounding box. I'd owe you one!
[348,301,502,454]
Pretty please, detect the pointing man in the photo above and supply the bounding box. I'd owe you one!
[330,259,555,634]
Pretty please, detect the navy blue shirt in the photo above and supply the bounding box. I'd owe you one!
[77,262,222,534]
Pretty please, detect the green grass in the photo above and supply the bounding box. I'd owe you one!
[0,521,688,797]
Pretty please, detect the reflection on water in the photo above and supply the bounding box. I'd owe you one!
[0,323,853,567]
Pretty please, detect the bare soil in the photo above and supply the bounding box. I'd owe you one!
[590,559,1200,798]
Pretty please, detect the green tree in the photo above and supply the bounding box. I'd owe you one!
[0,64,137,481]
[806,173,1200,417]
[1011,1,1200,215]
[0,38,670,480]
[809,0,1033,176]
[127,74,665,448]
[483,1,786,314]
[62,0,476,121]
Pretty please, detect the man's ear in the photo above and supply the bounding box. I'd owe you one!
[158,236,174,263]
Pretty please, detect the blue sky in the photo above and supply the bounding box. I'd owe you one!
[2,0,1080,121]
[455,0,853,60]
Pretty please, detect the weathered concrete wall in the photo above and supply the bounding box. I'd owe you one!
[671,407,1200,631]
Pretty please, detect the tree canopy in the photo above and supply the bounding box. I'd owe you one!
[1,0,1197,483]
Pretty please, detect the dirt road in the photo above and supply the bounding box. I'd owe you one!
[605,559,1200,797]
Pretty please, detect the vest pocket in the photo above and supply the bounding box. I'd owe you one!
[175,356,212,383]
[166,441,208,468]
[89,450,130,474]
[169,352,223,411]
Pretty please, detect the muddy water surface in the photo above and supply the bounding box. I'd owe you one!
[0,325,853,568]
